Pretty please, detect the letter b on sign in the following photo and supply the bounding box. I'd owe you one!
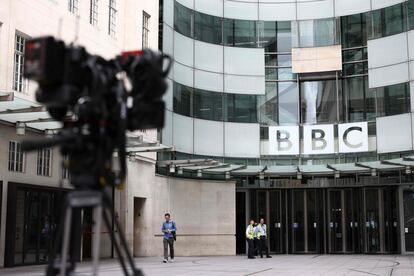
[269,126,299,155]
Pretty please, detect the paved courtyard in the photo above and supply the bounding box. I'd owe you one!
[1,255,414,276]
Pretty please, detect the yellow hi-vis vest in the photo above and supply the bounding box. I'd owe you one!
[257,224,267,239]
[246,225,254,239]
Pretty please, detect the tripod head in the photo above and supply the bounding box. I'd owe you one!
[22,36,172,189]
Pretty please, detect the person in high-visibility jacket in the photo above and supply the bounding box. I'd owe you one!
[245,219,255,259]
[257,218,272,258]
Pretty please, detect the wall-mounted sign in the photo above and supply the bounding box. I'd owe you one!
[268,122,368,155]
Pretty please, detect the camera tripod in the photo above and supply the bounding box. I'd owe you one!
[46,188,143,276]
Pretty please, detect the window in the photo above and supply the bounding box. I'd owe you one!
[68,0,79,14]
[193,89,223,121]
[8,141,24,172]
[173,82,192,117]
[37,148,52,176]
[194,12,222,44]
[375,82,410,117]
[142,11,150,49]
[225,94,258,123]
[278,82,299,124]
[90,0,98,26]
[174,1,193,37]
[300,80,338,124]
[342,76,374,122]
[224,18,257,48]
[368,2,407,39]
[342,47,368,76]
[108,0,117,37]
[13,33,26,92]
[62,155,70,179]
[341,13,367,48]
[259,82,278,125]
[293,18,340,48]
[409,0,414,30]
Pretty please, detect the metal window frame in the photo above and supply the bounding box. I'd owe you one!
[89,0,99,26]
[108,0,117,37]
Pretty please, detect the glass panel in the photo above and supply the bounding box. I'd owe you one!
[193,89,223,121]
[258,21,277,52]
[14,190,26,264]
[259,82,278,125]
[293,190,305,252]
[225,94,258,123]
[344,189,354,252]
[223,18,256,48]
[383,188,398,253]
[409,0,414,30]
[341,13,367,48]
[307,190,317,252]
[365,188,380,253]
[257,191,267,220]
[278,54,292,67]
[329,190,343,252]
[269,191,282,253]
[278,82,299,124]
[174,2,193,38]
[375,82,410,117]
[301,80,338,124]
[24,191,40,264]
[369,3,407,39]
[265,54,277,66]
[194,12,222,44]
[342,76,370,122]
[173,82,192,117]
[404,190,414,251]
[277,21,292,52]
[297,18,339,47]
[343,48,367,62]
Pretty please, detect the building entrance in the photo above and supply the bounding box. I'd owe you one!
[237,186,400,255]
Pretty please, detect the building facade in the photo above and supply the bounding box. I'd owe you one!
[0,0,174,268]
[159,0,414,255]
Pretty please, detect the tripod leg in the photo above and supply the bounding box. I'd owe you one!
[102,209,130,276]
[103,194,141,275]
[92,206,103,276]
[61,207,73,276]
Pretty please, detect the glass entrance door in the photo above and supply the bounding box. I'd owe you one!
[328,189,360,253]
[291,189,322,253]
[269,191,283,253]
[12,187,64,266]
[363,187,398,253]
[403,190,414,252]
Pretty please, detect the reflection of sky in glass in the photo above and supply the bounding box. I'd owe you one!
[278,82,298,124]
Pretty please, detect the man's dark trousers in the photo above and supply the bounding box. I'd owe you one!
[259,236,270,257]
[163,237,174,259]
[247,238,254,258]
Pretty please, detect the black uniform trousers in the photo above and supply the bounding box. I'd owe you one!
[259,236,270,257]
[247,238,255,258]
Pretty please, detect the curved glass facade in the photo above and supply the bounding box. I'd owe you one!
[164,0,414,162]
[173,1,412,48]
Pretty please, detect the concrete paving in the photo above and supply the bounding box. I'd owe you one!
[1,255,414,276]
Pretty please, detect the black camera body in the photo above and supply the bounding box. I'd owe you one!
[23,36,171,189]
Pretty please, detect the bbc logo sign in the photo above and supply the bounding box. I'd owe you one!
[269,122,368,155]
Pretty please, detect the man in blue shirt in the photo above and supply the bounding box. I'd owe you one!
[161,213,176,263]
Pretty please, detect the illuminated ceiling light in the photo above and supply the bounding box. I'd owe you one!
[177,167,183,175]
[197,170,202,178]
[16,122,26,135]
[169,164,176,174]
[259,172,265,180]
[45,129,55,137]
